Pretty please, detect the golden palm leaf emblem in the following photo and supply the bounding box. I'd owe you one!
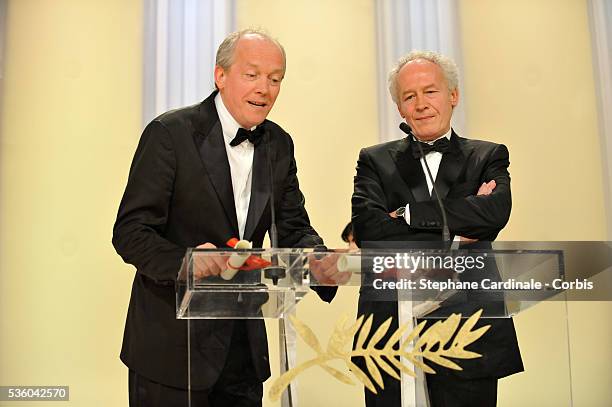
[269,309,489,401]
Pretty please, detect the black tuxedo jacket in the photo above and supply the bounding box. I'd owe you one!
[351,131,523,380]
[113,91,334,389]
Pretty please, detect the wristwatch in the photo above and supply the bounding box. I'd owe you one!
[395,206,406,219]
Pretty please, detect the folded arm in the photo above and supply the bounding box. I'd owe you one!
[410,144,511,240]
[352,144,511,244]
[352,148,424,244]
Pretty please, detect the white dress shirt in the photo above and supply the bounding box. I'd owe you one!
[214,93,255,239]
[403,128,452,225]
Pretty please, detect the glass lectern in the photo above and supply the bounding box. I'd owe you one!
[176,243,610,406]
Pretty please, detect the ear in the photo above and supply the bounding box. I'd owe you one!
[214,65,226,90]
[450,88,459,107]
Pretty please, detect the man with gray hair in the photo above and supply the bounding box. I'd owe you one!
[114,29,337,406]
[352,50,523,406]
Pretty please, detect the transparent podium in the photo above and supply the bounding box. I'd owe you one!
[176,243,611,406]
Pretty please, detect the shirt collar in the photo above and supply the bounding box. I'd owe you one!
[418,127,452,145]
[214,93,256,145]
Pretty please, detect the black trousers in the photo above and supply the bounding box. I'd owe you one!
[129,322,262,407]
[364,372,497,407]
[427,375,497,407]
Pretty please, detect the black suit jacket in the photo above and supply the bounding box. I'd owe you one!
[351,131,523,380]
[113,91,334,389]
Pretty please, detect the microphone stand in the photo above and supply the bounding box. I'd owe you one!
[260,129,294,407]
[400,123,451,245]
[262,127,286,284]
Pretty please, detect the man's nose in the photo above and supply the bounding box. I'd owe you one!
[415,94,427,110]
[254,77,269,95]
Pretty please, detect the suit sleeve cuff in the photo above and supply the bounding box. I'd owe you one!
[404,204,411,225]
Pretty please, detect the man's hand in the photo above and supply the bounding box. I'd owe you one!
[194,242,228,279]
[459,180,497,242]
[309,252,351,285]
[477,180,496,196]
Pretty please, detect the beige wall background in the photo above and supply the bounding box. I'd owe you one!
[0,1,141,406]
[0,0,610,406]
[460,1,611,406]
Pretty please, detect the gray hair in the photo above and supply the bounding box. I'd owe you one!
[388,50,459,105]
[215,28,286,72]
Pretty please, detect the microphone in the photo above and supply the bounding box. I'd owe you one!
[266,128,278,249]
[399,122,451,243]
[263,125,286,285]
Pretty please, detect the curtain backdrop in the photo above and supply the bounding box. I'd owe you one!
[142,0,235,125]
[375,0,466,142]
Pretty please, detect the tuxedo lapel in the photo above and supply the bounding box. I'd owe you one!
[243,133,271,241]
[433,131,466,199]
[193,111,240,238]
[390,138,430,203]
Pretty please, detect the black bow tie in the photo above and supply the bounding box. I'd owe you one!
[230,126,264,147]
[410,137,450,159]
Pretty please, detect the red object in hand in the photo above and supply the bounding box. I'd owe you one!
[226,238,271,270]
